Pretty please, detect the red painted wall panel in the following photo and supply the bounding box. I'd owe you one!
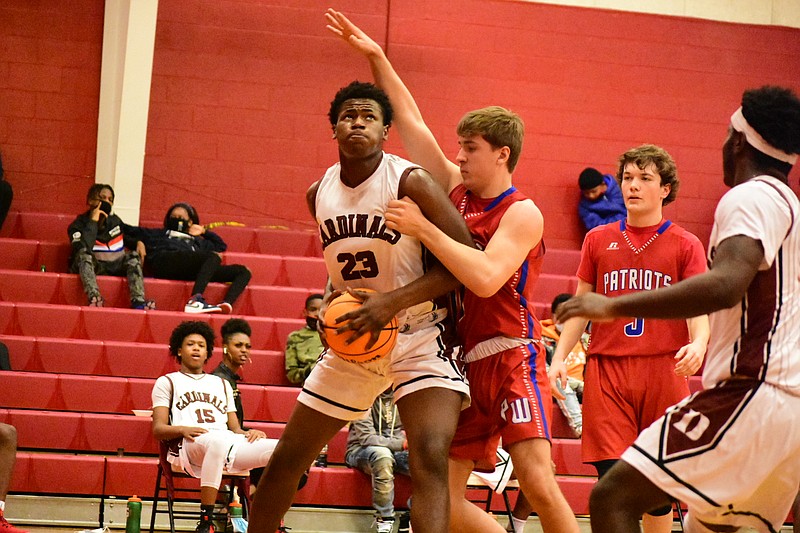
[1,0,799,250]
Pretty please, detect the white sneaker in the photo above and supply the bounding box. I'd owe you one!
[184,294,222,314]
[375,517,395,533]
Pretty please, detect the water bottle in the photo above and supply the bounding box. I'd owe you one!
[40,264,46,272]
[229,502,248,533]
[314,444,328,468]
[126,495,142,533]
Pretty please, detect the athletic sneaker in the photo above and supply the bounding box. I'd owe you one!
[195,519,214,533]
[132,299,156,310]
[218,302,232,314]
[185,294,221,314]
[0,511,28,533]
[397,511,411,533]
[374,516,395,533]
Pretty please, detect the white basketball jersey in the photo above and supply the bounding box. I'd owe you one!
[315,152,434,326]
[152,372,235,431]
[703,176,800,394]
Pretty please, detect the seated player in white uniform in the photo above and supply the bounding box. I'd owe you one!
[152,321,278,533]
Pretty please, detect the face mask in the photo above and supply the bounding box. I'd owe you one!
[306,317,318,330]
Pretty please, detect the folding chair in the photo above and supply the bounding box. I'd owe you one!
[149,439,250,533]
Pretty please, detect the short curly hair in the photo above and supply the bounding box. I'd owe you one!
[616,144,679,206]
[169,321,215,363]
[220,318,251,344]
[741,86,800,170]
[328,81,393,127]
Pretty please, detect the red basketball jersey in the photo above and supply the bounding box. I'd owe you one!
[450,184,544,354]
[577,219,706,357]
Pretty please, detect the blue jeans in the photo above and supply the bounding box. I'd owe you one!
[345,446,410,518]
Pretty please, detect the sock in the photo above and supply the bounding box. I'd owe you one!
[511,515,526,533]
[200,504,214,522]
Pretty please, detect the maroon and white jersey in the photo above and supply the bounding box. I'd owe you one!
[702,176,800,392]
[449,184,543,355]
[578,219,706,357]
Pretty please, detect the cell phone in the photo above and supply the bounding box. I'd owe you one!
[99,200,112,215]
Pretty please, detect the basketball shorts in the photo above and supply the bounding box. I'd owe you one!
[450,342,551,472]
[582,353,690,463]
[622,379,800,531]
[299,324,470,421]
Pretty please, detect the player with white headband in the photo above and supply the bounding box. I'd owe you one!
[556,85,800,532]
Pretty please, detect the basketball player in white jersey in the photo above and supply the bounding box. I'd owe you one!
[152,321,278,533]
[556,85,800,532]
[249,81,473,533]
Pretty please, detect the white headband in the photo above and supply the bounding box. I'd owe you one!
[731,107,797,165]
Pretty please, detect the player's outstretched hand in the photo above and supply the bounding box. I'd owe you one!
[554,292,615,323]
[335,287,400,350]
[325,8,384,58]
[674,341,705,377]
[385,197,429,239]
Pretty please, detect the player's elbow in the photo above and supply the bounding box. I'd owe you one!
[468,278,504,299]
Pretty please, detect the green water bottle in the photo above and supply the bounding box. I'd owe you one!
[229,501,248,533]
[126,495,142,533]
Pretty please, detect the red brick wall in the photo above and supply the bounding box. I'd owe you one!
[0,1,103,216]
[2,0,799,248]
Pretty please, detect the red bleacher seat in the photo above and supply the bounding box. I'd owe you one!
[294,466,412,508]
[38,241,71,273]
[106,341,173,379]
[103,456,158,497]
[37,337,105,375]
[205,225,256,253]
[252,228,321,257]
[10,409,84,451]
[0,212,73,242]
[11,452,106,495]
[0,238,38,270]
[552,439,595,476]
[0,302,15,334]
[60,374,131,413]
[0,371,62,410]
[128,377,158,411]
[248,286,309,319]
[532,274,579,310]
[0,335,38,371]
[283,257,327,289]
[83,307,147,342]
[15,303,82,338]
[241,350,292,386]
[0,270,61,304]
[541,248,581,276]
[224,253,285,285]
[82,413,157,455]
[238,385,299,423]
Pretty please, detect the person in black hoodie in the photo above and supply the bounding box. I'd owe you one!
[67,184,154,309]
[132,203,251,314]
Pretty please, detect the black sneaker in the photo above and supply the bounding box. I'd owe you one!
[195,520,215,533]
[398,511,411,533]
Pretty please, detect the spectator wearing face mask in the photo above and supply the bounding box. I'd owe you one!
[284,293,324,386]
[128,203,251,314]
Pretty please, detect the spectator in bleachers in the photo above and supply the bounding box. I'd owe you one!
[67,184,155,309]
[0,423,26,533]
[151,321,278,533]
[345,389,410,533]
[284,293,324,385]
[0,151,12,232]
[578,167,627,231]
[541,293,586,438]
[130,203,251,314]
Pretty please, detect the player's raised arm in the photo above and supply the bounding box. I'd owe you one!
[325,9,461,193]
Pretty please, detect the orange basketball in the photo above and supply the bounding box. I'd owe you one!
[322,290,399,363]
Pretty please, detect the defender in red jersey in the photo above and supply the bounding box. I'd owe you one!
[551,144,710,533]
[327,10,579,533]
[556,85,800,533]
